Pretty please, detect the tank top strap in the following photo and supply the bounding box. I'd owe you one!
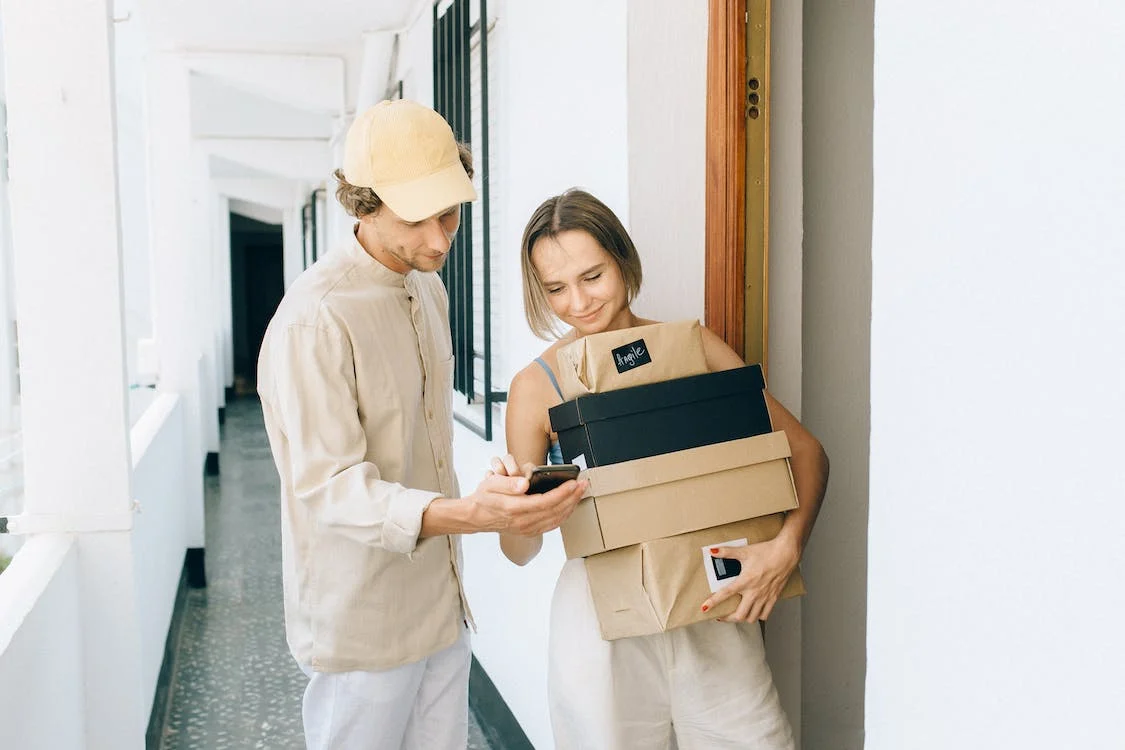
[533,357,566,401]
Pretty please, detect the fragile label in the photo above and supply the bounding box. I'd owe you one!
[611,338,652,374]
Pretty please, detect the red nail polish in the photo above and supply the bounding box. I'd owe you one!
[709,547,720,554]
[701,604,710,612]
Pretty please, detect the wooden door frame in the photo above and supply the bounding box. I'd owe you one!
[705,0,748,358]
[706,0,769,368]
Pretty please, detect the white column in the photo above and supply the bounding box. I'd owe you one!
[145,53,206,549]
[0,0,145,746]
[282,182,308,286]
[324,115,352,252]
[193,153,220,455]
[214,195,234,388]
[0,104,18,436]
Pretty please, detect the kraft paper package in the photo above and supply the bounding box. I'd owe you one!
[583,515,807,641]
[555,320,708,400]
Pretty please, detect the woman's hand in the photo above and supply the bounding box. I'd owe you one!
[491,453,572,565]
[489,454,534,479]
[700,535,801,623]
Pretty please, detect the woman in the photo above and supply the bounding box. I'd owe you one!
[497,189,829,749]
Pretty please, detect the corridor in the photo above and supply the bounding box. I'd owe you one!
[156,397,492,749]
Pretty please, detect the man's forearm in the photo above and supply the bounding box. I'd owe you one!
[420,497,488,537]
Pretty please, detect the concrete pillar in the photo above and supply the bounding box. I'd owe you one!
[0,103,17,436]
[282,207,303,288]
[283,181,308,286]
[214,195,234,389]
[193,153,220,462]
[324,115,352,253]
[0,0,145,745]
[144,53,208,568]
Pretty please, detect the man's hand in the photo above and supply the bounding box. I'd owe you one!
[467,454,586,535]
[700,536,800,623]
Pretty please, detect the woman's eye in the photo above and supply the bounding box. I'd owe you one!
[584,273,602,282]
[546,287,563,295]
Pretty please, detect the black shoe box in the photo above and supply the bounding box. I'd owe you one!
[548,365,772,468]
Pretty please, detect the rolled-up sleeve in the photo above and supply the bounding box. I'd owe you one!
[269,322,439,554]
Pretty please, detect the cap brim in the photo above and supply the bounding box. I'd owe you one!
[376,162,478,222]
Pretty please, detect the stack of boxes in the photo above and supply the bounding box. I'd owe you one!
[548,320,805,640]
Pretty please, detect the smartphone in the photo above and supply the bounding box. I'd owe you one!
[526,464,581,494]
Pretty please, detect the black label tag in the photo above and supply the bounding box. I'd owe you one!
[611,338,652,374]
[711,556,742,581]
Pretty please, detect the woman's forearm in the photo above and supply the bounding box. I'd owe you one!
[777,435,830,556]
[500,532,544,566]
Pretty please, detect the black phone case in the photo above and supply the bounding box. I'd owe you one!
[527,466,579,494]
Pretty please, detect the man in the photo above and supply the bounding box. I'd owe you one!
[257,99,586,750]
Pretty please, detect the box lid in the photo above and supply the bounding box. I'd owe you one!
[579,431,791,499]
[549,365,765,433]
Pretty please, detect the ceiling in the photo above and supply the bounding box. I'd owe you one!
[134,0,420,56]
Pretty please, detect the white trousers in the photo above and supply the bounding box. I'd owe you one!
[549,559,795,750]
[300,627,471,750]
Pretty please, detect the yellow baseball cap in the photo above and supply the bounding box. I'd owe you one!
[342,100,477,222]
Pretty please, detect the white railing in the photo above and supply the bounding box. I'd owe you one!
[0,430,24,562]
[0,534,86,749]
[130,394,190,720]
[0,393,190,746]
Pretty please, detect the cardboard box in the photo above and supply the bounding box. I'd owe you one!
[584,515,807,641]
[555,319,708,400]
[561,431,798,559]
[549,366,771,469]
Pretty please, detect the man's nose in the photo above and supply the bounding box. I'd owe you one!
[424,219,453,253]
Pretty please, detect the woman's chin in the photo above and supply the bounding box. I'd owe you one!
[569,318,607,337]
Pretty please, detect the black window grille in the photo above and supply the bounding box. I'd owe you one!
[301,187,324,270]
[433,0,503,440]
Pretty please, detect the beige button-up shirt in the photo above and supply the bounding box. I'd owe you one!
[257,234,474,673]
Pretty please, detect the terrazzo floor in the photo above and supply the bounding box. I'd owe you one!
[158,396,491,749]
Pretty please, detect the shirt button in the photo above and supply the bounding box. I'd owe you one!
[437,459,444,469]
[427,410,434,420]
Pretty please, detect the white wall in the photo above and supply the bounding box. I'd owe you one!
[493,0,630,387]
[626,0,707,324]
[397,1,435,106]
[799,2,872,749]
[867,3,1125,748]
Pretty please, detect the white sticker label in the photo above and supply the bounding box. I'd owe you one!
[701,537,749,593]
[571,454,588,471]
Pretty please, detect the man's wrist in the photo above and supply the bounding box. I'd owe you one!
[421,496,473,537]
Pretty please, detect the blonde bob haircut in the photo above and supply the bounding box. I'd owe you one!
[520,189,643,340]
